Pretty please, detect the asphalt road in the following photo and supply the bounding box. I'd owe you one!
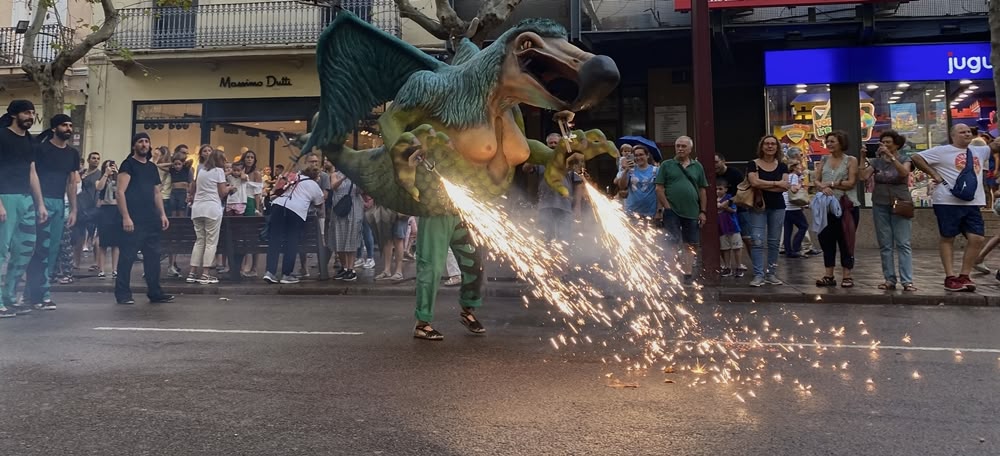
[1,293,999,455]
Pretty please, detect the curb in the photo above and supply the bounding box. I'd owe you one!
[53,283,999,306]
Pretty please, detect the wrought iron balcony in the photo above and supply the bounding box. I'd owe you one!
[0,24,75,67]
[110,0,400,52]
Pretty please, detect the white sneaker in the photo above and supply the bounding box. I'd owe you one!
[974,262,991,274]
[363,258,375,269]
[168,265,182,278]
[280,276,300,284]
[262,272,279,284]
[353,259,365,268]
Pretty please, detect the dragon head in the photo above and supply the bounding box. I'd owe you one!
[497,19,620,112]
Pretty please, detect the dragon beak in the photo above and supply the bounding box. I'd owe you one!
[571,54,620,111]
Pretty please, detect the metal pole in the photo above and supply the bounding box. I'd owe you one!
[692,0,720,285]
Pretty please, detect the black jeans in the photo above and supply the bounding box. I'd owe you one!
[115,220,164,302]
[266,205,305,276]
[783,210,808,255]
[818,207,860,269]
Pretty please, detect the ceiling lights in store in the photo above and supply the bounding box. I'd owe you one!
[890,96,900,100]
[795,89,807,94]
[970,85,979,90]
[795,84,808,88]
[897,82,910,88]
[888,100,897,104]
[866,84,879,90]
[958,94,969,99]
[960,79,973,85]
[893,91,904,95]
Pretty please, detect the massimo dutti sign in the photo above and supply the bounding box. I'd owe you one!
[219,75,293,88]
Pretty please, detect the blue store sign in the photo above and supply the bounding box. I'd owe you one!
[765,42,992,85]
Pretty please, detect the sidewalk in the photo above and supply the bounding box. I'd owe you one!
[52,248,1000,306]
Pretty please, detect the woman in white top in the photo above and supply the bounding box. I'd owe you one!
[263,164,325,284]
[782,161,809,258]
[187,149,231,284]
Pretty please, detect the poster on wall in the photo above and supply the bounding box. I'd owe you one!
[890,103,919,136]
[654,106,687,145]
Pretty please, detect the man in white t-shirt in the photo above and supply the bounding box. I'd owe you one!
[912,124,1000,292]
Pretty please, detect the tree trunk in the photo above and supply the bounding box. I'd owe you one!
[991,0,1000,105]
[38,70,66,120]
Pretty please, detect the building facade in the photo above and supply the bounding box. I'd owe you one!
[0,0,90,147]
[88,0,444,167]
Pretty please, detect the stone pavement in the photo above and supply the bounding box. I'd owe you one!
[52,248,1000,306]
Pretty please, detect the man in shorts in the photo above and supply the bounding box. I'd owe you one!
[912,124,1000,292]
[655,136,708,285]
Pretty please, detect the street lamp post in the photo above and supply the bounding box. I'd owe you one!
[692,0,720,285]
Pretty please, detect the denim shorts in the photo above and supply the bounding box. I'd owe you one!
[392,220,408,239]
[663,209,700,245]
[933,205,984,238]
[737,210,752,238]
[168,188,188,213]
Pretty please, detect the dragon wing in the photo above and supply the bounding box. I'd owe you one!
[307,10,446,149]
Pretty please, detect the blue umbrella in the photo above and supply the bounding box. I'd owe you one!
[615,136,662,162]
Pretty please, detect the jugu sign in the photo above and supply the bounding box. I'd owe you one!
[948,52,992,75]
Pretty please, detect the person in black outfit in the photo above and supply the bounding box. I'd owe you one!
[24,114,80,310]
[114,132,173,305]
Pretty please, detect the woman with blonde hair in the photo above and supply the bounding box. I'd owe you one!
[187,149,231,284]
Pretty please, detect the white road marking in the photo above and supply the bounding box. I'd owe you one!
[678,340,1000,354]
[93,327,363,336]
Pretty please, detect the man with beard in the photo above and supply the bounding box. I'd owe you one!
[24,114,80,310]
[114,132,173,305]
[0,100,48,318]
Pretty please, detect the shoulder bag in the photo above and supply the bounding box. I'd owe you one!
[332,182,355,217]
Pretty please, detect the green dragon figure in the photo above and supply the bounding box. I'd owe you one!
[299,10,620,216]
[298,10,620,339]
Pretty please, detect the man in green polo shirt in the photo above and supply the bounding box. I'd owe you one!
[655,135,708,285]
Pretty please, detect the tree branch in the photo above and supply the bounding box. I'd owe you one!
[394,0,450,40]
[21,0,51,69]
[473,0,523,41]
[49,0,119,77]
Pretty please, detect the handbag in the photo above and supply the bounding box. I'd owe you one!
[734,176,758,209]
[789,184,810,206]
[332,182,354,217]
[892,198,914,219]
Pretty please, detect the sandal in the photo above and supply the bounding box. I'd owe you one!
[877,282,896,290]
[443,276,461,287]
[902,283,918,292]
[841,278,854,288]
[414,324,444,341]
[374,271,391,280]
[459,310,486,334]
[815,276,836,287]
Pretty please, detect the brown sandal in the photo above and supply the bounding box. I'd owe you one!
[902,283,918,292]
[841,278,854,288]
[816,276,836,287]
[877,282,896,290]
[414,324,444,341]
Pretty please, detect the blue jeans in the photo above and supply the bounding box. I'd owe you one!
[872,204,913,285]
[783,210,808,256]
[357,218,374,259]
[750,208,785,278]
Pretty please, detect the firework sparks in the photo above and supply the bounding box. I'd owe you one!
[436,172,912,401]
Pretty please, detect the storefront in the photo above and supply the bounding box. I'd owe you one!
[87,57,385,170]
[764,42,995,207]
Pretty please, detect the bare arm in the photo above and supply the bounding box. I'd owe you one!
[153,184,168,230]
[910,154,942,183]
[29,163,48,224]
[65,171,80,228]
[655,184,669,210]
[117,174,131,218]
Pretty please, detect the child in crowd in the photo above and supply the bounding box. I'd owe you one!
[716,179,743,277]
[226,161,249,216]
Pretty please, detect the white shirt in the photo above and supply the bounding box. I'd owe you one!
[190,167,226,220]
[916,144,991,206]
[782,173,802,211]
[273,176,324,221]
[226,175,247,205]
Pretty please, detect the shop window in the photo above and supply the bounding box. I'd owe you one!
[135,103,202,121]
[209,120,309,172]
[134,121,202,161]
[765,82,947,207]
